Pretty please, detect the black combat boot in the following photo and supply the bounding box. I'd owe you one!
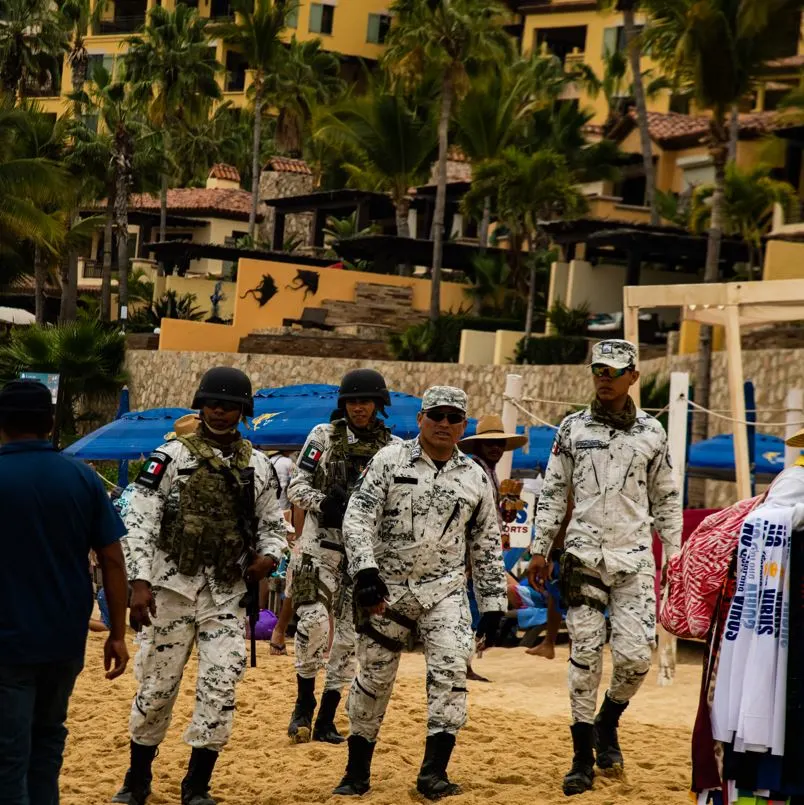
[111,741,158,804]
[416,732,461,800]
[287,675,317,743]
[332,735,376,796]
[180,748,218,805]
[563,723,595,796]
[313,689,346,744]
[593,693,629,771]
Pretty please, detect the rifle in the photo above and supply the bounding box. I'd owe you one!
[236,466,259,668]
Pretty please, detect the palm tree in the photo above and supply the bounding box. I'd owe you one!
[467,148,587,342]
[689,163,797,277]
[595,0,660,225]
[125,3,222,245]
[0,321,127,443]
[642,0,802,442]
[314,83,437,239]
[0,0,68,97]
[58,0,107,102]
[383,0,513,322]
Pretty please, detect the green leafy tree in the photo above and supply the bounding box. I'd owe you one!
[383,0,513,321]
[58,0,107,101]
[314,82,437,239]
[127,289,205,332]
[126,4,222,244]
[0,0,68,97]
[642,0,802,441]
[0,322,127,443]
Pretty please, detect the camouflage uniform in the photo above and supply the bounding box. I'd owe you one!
[119,436,287,751]
[287,420,395,688]
[343,426,507,740]
[532,341,682,725]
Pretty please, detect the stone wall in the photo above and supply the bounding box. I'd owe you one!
[237,332,391,359]
[126,345,804,509]
[257,169,314,247]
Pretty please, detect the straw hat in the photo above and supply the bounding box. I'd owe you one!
[459,414,527,451]
[786,427,804,448]
[174,413,201,436]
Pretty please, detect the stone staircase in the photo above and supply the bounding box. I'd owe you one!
[320,283,427,332]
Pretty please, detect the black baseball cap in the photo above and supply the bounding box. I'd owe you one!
[0,380,53,413]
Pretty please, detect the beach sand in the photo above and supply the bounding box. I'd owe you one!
[61,633,702,805]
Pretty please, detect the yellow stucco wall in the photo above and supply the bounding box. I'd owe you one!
[678,320,725,355]
[158,258,468,353]
[764,239,804,281]
[521,8,670,126]
[160,319,241,353]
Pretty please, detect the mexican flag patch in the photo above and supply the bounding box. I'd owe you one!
[299,442,324,472]
[135,451,172,490]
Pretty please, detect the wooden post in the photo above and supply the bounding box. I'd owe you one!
[656,371,689,686]
[623,293,641,407]
[784,388,804,467]
[498,373,523,482]
[725,305,751,500]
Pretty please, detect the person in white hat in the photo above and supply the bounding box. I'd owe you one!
[528,339,682,796]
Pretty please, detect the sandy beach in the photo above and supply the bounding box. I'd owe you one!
[61,633,702,805]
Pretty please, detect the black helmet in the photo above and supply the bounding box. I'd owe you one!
[0,380,53,413]
[338,368,391,408]
[192,367,254,417]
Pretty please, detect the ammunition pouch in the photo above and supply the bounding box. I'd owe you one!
[559,553,610,613]
[291,553,333,611]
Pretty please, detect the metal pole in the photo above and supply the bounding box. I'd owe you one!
[744,381,756,497]
[497,373,523,482]
[785,388,804,467]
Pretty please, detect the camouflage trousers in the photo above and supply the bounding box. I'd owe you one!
[348,586,473,742]
[566,565,656,724]
[293,549,355,685]
[129,585,246,752]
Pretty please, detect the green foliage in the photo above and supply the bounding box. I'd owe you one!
[546,300,590,336]
[0,322,127,436]
[513,335,589,366]
[640,373,671,430]
[127,290,204,332]
[464,253,518,317]
[388,314,525,362]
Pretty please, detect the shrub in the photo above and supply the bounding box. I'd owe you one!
[546,300,590,336]
[514,335,589,365]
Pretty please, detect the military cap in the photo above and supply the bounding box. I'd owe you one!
[590,339,638,370]
[421,386,468,413]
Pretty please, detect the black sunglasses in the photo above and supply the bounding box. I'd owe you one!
[204,399,242,412]
[425,410,466,425]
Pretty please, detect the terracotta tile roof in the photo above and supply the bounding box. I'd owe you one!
[617,110,793,147]
[766,54,804,69]
[125,188,262,223]
[208,163,240,182]
[447,146,469,163]
[265,156,312,175]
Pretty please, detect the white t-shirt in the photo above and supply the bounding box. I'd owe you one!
[270,454,295,512]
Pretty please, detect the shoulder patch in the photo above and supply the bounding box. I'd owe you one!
[135,450,172,490]
[299,441,324,473]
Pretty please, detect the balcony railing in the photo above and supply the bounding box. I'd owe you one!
[95,15,146,34]
[22,80,61,97]
[81,260,120,280]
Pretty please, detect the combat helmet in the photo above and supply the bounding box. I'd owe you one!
[338,368,391,410]
[192,367,254,417]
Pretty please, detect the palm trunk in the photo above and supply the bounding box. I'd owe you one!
[395,196,413,276]
[622,8,658,225]
[728,104,739,163]
[249,85,263,242]
[692,119,729,446]
[430,74,454,323]
[101,193,114,321]
[34,246,46,325]
[524,234,537,344]
[114,134,132,325]
[59,212,80,323]
[479,195,491,247]
[157,173,168,277]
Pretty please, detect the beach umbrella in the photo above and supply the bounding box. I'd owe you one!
[63,407,193,461]
[251,384,427,448]
[687,432,786,483]
[0,306,35,325]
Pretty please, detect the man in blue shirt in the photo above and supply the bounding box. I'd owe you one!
[0,380,129,805]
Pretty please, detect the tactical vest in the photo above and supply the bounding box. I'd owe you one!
[313,418,392,494]
[156,434,253,583]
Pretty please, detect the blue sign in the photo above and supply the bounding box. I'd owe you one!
[20,372,60,404]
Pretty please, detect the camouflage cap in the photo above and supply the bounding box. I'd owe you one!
[590,339,638,370]
[421,386,468,413]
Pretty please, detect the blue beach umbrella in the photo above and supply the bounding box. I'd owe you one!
[687,432,787,483]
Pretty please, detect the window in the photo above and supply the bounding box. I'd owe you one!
[669,93,691,115]
[602,25,642,57]
[534,26,587,64]
[87,54,115,82]
[225,50,248,92]
[309,3,334,35]
[285,3,298,27]
[366,13,391,44]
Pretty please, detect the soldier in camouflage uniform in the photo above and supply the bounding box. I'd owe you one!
[112,368,288,805]
[527,340,681,796]
[333,386,507,801]
[286,369,397,745]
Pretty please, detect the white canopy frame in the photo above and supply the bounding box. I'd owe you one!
[623,278,804,502]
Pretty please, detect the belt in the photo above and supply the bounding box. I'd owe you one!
[320,540,346,554]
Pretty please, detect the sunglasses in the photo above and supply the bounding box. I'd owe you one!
[204,399,242,412]
[425,410,466,425]
[591,365,634,379]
